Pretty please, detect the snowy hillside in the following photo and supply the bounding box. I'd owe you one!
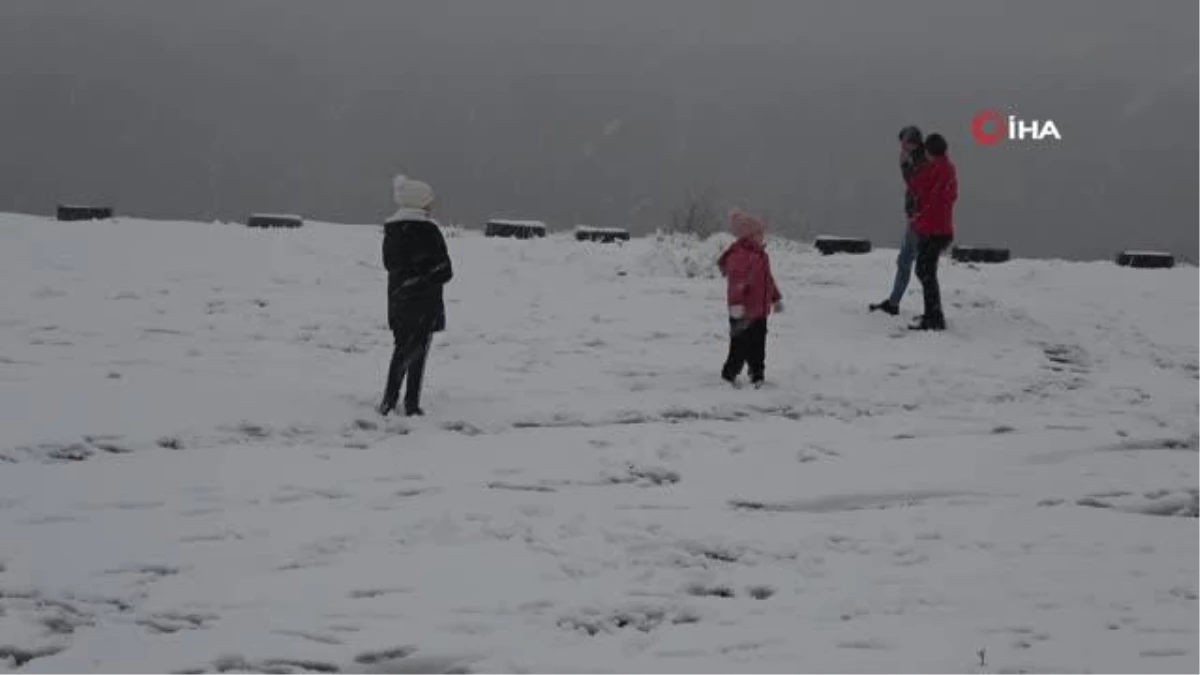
[0,213,1196,673]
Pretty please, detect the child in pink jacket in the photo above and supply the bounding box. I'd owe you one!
[716,209,783,388]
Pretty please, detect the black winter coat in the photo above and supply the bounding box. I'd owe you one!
[901,147,929,217]
[382,218,453,334]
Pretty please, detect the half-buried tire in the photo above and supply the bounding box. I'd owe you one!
[247,214,304,229]
[951,245,1011,264]
[57,205,113,221]
[1116,251,1174,269]
[813,236,871,255]
[485,219,547,239]
[575,226,631,243]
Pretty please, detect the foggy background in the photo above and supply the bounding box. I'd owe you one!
[0,0,1195,261]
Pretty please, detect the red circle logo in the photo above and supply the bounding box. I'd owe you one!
[971,109,1006,146]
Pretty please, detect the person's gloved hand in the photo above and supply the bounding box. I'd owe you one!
[729,305,746,320]
[773,300,784,314]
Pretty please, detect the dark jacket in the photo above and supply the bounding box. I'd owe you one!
[901,147,928,217]
[907,155,958,237]
[382,213,453,334]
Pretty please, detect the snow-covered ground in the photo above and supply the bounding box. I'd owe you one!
[0,213,1196,674]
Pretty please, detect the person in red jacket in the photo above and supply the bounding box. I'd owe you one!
[906,133,958,331]
[717,209,783,387]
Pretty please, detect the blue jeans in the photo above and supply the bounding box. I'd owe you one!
[888,227,918,307]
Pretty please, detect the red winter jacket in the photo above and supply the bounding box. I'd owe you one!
[717,237,781,320]
[907,155,958,237]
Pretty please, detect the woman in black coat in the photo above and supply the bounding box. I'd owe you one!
[377,175,454,417]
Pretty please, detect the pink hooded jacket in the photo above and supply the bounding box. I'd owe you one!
[717,210,781,320]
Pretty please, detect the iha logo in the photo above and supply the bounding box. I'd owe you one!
[971,109,1062,146]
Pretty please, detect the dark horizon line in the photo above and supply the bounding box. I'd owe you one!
[8,207,1194,266]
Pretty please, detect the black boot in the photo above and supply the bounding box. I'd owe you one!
[379,335,407,417]
[749,368,765,389]
[376,397,398,416]
[909,313,946,331]
[870,300,900,316]
[400,332,432,418]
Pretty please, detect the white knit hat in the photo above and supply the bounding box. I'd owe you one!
[393,174,435,210]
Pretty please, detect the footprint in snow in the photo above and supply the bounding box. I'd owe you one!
[393,487,442,499]
[348,587,411,600]
[729,489,966,514]
[1140,648,1191,658]
[836,639,890,651]
[684,583,735,599]
[179,531,242,544]
[0,645,65,668]
[137,611,218,634]
[1074,489,1198,518]
[746,585,776,600]
[486,481,557,493]
[441,420,483,436]
[797,444,840,463]
[190,655,341,674]
[602,464,681,487]
[20,514,79,526]
[103,564,182,582]
[269,486,351,504]
[558,603,701,636]
[272,629,344,646]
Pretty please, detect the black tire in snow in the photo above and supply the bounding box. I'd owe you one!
[56,205,113,221]
[247,214,304,229]
[813,236,872,255]
[575,226,630,243]
[485,220,547,239]
[951,245,1011,264]
[1115,251,1175,269]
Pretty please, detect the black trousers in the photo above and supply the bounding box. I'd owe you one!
[915,235,953,320]
[722,318,768,383]
[381,328,433,412]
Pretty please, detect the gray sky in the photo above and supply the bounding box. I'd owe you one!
[0,0,1196,260]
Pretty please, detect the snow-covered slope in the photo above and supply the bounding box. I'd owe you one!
[0,213,1196,673]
